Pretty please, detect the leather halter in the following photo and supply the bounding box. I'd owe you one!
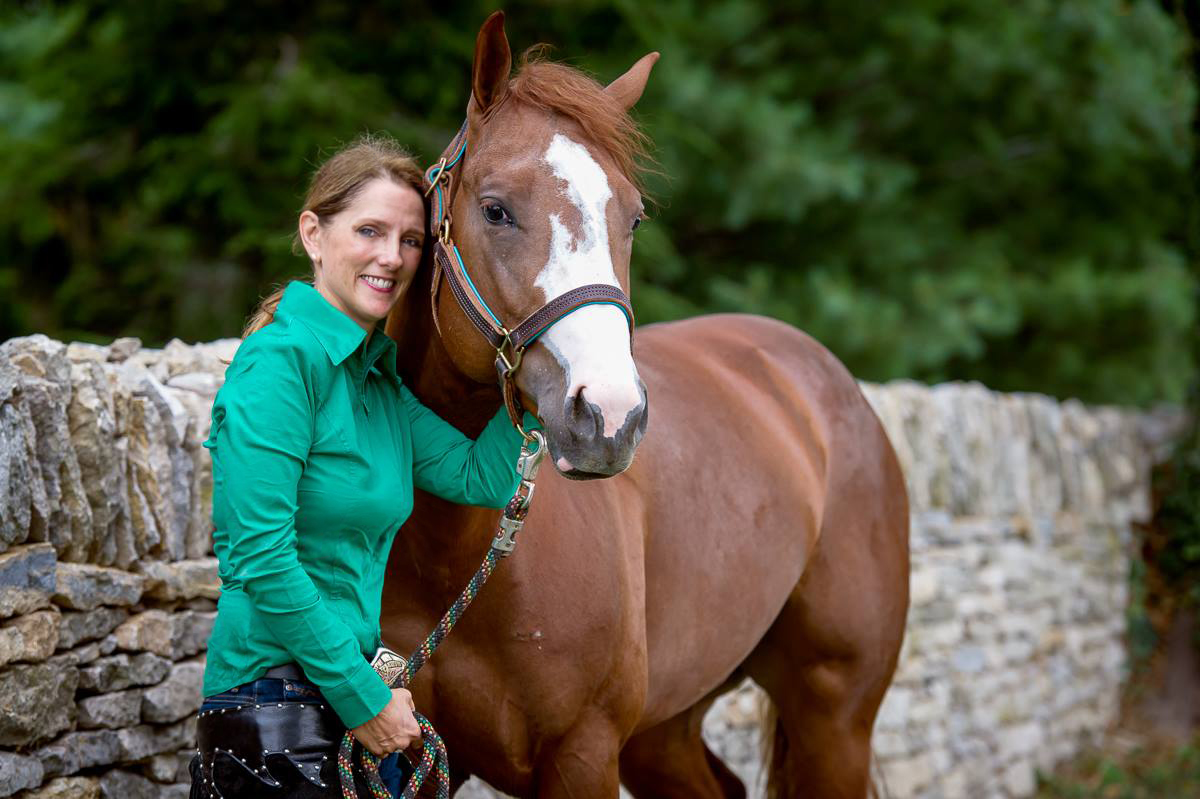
[423,122,636,438]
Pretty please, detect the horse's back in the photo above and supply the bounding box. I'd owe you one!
[623,313,903,725]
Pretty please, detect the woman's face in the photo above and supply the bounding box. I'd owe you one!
[300,177,425,334]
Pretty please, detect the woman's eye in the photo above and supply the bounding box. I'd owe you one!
[403,237,422,248]
[358,226,378,238]
[481,203,514,226]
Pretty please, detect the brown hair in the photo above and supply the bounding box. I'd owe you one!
[243,133,426,338]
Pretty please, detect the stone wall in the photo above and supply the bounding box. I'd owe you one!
[0,335,236,798]
[0,334,1175,798]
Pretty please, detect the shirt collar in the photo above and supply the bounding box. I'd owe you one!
[276,281,400,381]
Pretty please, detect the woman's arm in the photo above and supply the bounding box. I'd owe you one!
[209,337,391,728]
[400,383,536,508]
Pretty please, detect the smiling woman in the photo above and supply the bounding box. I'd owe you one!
[242,134,427,338]
[192,132,538,798]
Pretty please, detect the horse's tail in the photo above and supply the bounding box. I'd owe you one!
[758,692,890,799]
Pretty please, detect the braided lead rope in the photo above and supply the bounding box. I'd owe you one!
[340,432,544,799]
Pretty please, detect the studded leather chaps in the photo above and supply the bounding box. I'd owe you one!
[189,700,380,798]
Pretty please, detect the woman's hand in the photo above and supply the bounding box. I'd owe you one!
[351,688,422,756]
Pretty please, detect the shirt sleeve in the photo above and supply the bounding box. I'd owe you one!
[400,382,536,508]
[209,337,391,728]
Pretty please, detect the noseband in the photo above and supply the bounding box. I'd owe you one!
[423,122,636,439]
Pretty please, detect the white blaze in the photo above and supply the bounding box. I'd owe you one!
[536,134,641,439]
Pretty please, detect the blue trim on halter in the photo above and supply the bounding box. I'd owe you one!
[521,301,634,345]
[450,243,505,329]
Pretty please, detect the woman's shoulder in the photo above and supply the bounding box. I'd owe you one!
[221,318,332,393]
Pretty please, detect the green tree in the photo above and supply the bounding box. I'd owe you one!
[1,0,1194,405]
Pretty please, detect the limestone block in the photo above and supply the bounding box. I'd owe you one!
[128,371,192,560]
[48,634,115,668]
[76,689,142,730]
[77,652,170,693]
[107,338,141,363]
[0,365,42,553]
[0,608,60,666]
[143,752,185,783]
[33,730,121,778]
[139,558,219,601]
[65,360,127,567]
[116,717,196,761]
[114,610,214,660]
[878,752,935,798]
[1002,760,1036,796]
[52,563,144,610]
[65,342,108,363]
[0,660,79,746]
[166,371,219,396]
[14,776,100,799]
[158,787,190,799]
[0,752,43,798]
[142,658,204,723]
[0,544,56,620]
[98,771,157,799]
[57,608,128,650]
[1,336,92,560]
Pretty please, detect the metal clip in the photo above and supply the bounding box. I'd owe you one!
[492,515,524,556]
[516,436,545,482]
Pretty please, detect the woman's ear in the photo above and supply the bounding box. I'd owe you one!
[298,210,323,265]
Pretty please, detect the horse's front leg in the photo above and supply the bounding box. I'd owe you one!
[533,716,624,798]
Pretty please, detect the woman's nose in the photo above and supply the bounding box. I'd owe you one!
[378,242,402,269]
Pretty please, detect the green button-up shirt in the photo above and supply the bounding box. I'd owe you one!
[202,280,528,728]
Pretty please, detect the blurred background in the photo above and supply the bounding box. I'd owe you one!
[1,0,1198,794]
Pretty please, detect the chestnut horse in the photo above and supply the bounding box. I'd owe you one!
[382,12,909,798]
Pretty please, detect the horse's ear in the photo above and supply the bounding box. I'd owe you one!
[605,52,660,111]
[471,11,512,116]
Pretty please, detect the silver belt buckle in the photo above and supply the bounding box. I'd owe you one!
[370,646,408,688]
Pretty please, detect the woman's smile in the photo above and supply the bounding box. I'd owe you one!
[360,274,398,293]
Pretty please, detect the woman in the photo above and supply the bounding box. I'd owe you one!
[190,135,533,798]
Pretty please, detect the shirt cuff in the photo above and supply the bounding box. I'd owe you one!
[323,657,393,728]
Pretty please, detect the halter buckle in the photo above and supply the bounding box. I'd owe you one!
[424,157,448,197]
[495,330,525,378]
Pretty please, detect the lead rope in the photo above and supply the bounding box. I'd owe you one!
[338,430,546,799]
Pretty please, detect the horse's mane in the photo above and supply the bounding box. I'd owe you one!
[507,47,652,192]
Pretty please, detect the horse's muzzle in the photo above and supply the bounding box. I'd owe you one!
[546,379,648,479]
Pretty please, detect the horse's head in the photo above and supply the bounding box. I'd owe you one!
[433,12,657,479]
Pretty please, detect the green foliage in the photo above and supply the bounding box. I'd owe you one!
[1157,420,1200,610]
[1,0,1195,405]
[1036,738,1200,798]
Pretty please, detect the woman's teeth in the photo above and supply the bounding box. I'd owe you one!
[361,275,396,291]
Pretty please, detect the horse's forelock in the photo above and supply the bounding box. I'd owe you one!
[507,49,653,194]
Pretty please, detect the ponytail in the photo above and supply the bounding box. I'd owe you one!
[243,281,306,338]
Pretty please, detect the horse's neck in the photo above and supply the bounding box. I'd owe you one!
[389,265,507,568]
[394,266,501,438]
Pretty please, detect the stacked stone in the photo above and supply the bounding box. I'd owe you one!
[0,334,1178,799]
[0,335,236,798]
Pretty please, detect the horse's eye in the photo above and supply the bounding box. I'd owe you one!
[482,203,513,226]
[632,216,642,232]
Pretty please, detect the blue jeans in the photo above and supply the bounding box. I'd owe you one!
[197,677,411,797]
